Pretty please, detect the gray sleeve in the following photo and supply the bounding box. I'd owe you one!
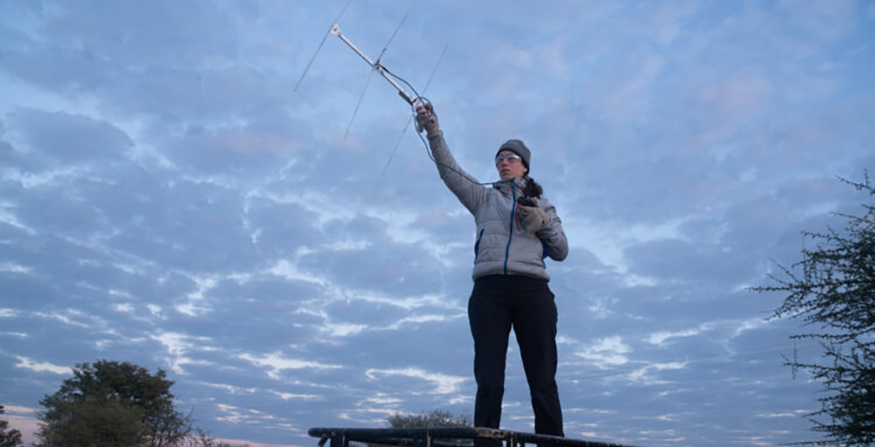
[427,130,488,214]
[536,197,569,261]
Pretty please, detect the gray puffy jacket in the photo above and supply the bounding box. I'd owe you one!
[427,131,568,281]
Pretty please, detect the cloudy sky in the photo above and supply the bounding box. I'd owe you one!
[1,1,874,446]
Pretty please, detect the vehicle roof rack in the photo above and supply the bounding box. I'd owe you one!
[309,427,641,447]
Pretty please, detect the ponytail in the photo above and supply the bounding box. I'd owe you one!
[523,177,543,199]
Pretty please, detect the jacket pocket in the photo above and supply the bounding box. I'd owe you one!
[474,228,485,256]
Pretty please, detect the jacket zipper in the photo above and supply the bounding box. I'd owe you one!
[504,182,517,275]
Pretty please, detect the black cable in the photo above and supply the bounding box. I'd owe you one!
[415,116,498,188]
[382,67,498,187]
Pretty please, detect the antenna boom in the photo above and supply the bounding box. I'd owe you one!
[330,23,418,105]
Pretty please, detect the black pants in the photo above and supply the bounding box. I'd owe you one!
[468,275,564,440]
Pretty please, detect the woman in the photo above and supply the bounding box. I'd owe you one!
[416,103,568,442]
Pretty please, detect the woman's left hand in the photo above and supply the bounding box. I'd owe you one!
[517,198,549,232]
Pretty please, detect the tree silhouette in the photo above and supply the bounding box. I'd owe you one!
[37,360,193,447]
[754,173,874,446]
[387,409,472,429]
[0,405,23,447]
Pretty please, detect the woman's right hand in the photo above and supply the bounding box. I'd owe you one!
[415,102,439,135]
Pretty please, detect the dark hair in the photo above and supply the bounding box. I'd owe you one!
[523,176,543,199]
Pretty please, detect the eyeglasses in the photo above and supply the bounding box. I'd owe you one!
[495,154,522,165]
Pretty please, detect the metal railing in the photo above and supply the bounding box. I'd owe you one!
[309,427,640,447]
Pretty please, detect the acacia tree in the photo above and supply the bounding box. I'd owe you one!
[387,409,472,429]
[182,428,249,447]
[0,405,23,447]
[381,410,472,446]
[754,173,874,446]
[37,360,193,447]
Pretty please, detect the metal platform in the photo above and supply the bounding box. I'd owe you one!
[308,427,639,447]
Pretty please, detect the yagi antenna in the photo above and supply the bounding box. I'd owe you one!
[329,21,421,107]
[382,44,447,176]
[294,0,354,93]
[295,5,444,174]
[345,13,409,137]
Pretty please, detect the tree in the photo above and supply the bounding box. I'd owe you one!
[754,173,875,446]
[182,428,250,447]
[0,405,23,447]
[381,410,473,446]
[387,410,472,429]
[37,360,194,447]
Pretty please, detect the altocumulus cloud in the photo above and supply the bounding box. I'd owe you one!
[1,1,873,447]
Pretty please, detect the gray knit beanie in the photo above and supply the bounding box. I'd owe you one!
[497,139,531,171]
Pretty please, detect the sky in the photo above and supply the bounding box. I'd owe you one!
[1,1,874,446]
